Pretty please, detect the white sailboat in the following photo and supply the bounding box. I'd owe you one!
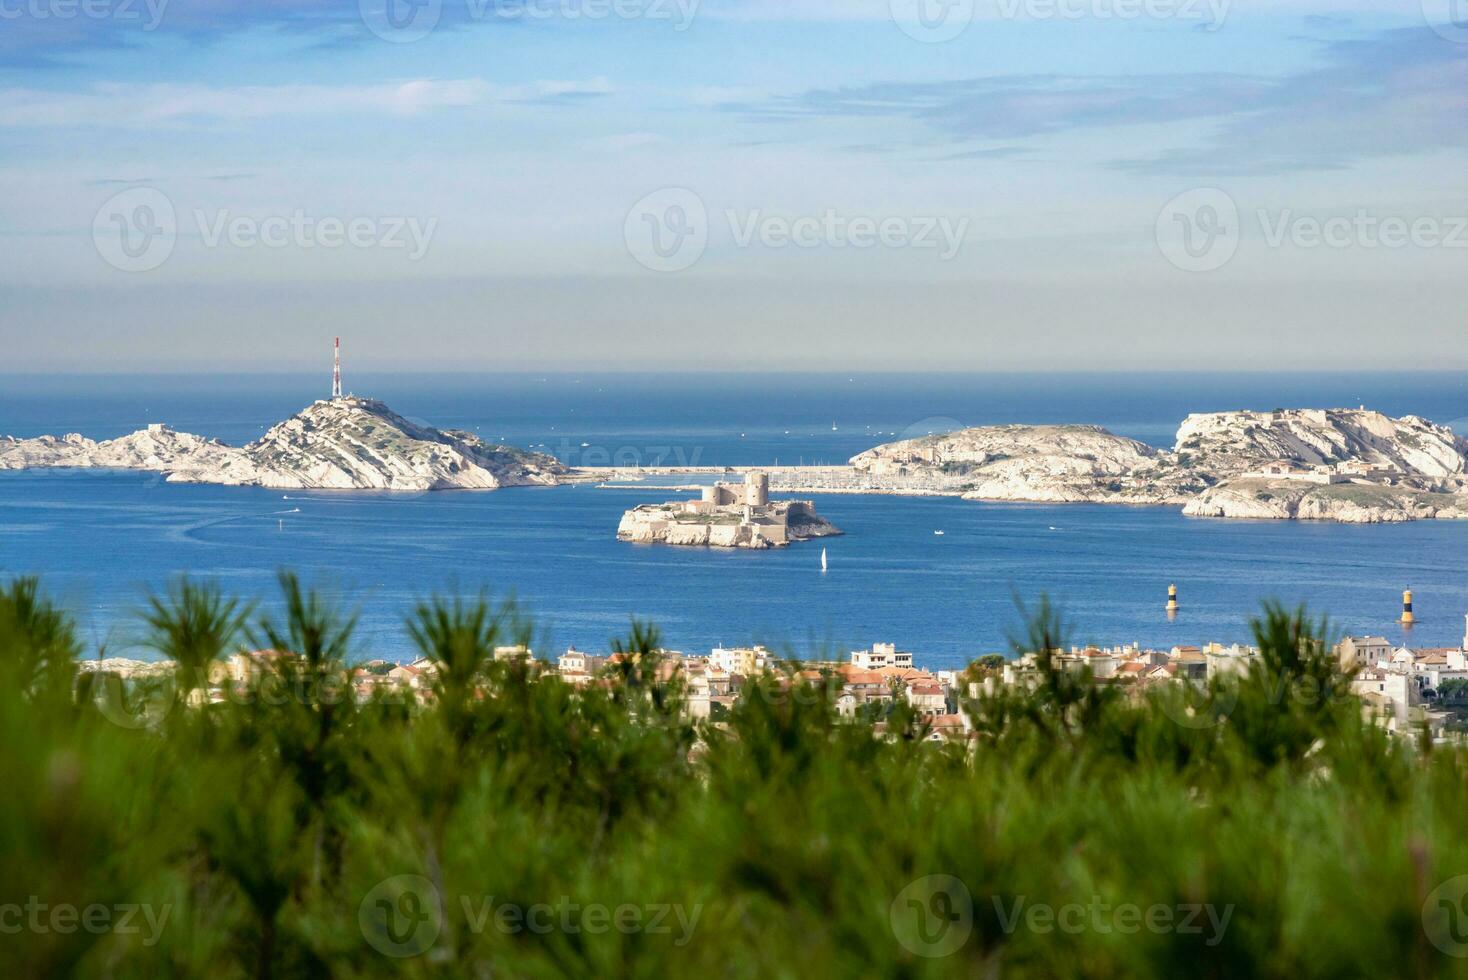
[821,548,828,572]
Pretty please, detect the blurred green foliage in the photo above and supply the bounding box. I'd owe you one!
[1,574,1466,978]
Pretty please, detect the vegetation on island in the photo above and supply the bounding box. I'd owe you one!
[5,574,1468,978]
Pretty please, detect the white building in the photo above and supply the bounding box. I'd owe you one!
[710,645,769,676]
[905,681,948,716]
[1336,636,1394,671]
[1205,643,1259,679]
[850,642,914,671]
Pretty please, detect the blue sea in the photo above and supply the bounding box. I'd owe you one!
[3,372,1468,669]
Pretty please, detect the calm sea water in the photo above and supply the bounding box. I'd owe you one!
[3,372,1468,668]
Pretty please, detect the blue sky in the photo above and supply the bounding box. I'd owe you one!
[3,0,1466,371]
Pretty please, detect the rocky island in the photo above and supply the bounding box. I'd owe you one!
[847,409,1468,524]
[8,386,1468,524]
[0,396,567,492]
[849,423,1200,504]
[618,472,842,549]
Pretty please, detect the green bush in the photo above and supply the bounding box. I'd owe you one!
[2,575,1466,978]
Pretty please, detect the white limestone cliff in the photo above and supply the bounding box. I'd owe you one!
[851,409,1468,523]
[1182,480,1468,524]
[1173,409,1468,479]
[0,397,566,492]
[850,424,1199,504]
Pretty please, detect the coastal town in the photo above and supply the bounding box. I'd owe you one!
[81,617,1468,742]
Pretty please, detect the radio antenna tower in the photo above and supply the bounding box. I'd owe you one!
[332,337,343,399]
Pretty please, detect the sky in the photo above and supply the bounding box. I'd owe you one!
[1,0,1466,372]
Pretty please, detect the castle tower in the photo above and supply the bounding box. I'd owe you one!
[332,337,343,400]
[1401,589,1415,626]
[744,471,769,507]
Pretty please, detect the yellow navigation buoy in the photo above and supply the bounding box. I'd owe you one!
[1167,583,1179,614]
[1401,589,1415,626]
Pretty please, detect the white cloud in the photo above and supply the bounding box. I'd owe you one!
[0,78,615,128]
[697,0,1426,21]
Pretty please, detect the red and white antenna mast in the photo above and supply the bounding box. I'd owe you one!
[332,337,342,399]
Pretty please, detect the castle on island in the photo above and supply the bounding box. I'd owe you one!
[618,472,842,550]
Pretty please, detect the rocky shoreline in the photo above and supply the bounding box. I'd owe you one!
[847,408,1468,524]
[6,403,1467,524]
[0,397,566,492]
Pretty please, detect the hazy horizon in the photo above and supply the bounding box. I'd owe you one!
[4,1,1467,371]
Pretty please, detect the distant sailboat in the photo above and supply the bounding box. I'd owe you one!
[934,530,945,536]
[831,421,838,432]
[821,548,828,572]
